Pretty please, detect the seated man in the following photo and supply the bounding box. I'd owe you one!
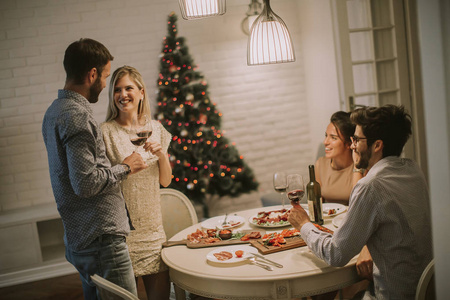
[289,105,433,299]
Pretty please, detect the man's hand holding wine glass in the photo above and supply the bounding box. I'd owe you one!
[122,152,148,175]
[286,174,310,230]
[288,205,310,231]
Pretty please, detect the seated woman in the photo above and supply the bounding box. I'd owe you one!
[313,111,371,299]
[315,111,364,205]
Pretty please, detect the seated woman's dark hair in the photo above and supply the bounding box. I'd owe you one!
[330,111,355,145]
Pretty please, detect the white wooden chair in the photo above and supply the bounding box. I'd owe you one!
[415,259,435,300]
[160,188,198,300]
[90,274,139,300]
[160,188,198,240]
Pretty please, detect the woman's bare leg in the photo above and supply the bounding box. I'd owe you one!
[142,270,170,300]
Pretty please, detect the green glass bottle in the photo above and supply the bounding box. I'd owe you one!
[307,165,324,225]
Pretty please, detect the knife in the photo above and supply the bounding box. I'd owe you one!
[250,253,283,268]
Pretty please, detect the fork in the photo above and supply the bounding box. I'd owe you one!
[246,257,273,271]
[221,213,228,226]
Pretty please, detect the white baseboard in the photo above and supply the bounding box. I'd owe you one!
[0,261,77,288]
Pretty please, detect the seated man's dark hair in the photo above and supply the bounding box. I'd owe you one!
[350,105,412,157]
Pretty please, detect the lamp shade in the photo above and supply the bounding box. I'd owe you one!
[247,0,295,65]
[178,0,226,20]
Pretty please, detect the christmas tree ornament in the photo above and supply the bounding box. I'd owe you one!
[199,113,207,124]
[169,65,178,73]
[186,93,194,101]
[181,129,188,137]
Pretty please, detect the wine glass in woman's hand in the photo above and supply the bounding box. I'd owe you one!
[273,172,287,208]
[129,115,153,151]
[287,174,305,204]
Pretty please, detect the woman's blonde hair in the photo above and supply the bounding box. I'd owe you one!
[105,65,151,121]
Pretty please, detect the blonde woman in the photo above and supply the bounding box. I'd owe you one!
[101,66,172,300]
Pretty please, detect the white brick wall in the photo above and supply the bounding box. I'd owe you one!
[0,0,320,216]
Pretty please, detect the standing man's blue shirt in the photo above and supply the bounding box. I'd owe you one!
[42,89,130,251]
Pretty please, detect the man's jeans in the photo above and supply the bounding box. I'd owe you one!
[65,234,137,299]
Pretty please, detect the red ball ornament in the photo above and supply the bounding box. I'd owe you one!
[199,114,208,124]
[169,65,178,73]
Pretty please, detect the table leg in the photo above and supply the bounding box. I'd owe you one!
[174,283,186,300]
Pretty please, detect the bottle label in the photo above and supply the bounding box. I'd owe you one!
[307,200,315,222]
[308,197,324,223]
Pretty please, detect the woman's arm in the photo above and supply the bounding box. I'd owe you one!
[143,139,172,187]
[157,152,172,187]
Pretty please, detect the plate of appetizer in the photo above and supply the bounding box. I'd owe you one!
[201,215,246,230]
[322,203,347,217]
[206,245,257,264]
[249,205,308,228]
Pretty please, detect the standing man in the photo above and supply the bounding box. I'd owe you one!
[289,105,433,299]
[42,38,147,298]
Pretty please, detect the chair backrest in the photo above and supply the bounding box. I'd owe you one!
[160,188,198,240]
[415,259,436,300]
[90,274,139,300]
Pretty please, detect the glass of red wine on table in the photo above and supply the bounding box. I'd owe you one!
[129,114,153,151]
[287,174,305,205]
[273,172,288,208]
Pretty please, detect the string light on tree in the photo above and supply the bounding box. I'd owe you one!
[155,12,258,217]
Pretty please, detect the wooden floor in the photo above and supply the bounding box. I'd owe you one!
[0,273,149,300]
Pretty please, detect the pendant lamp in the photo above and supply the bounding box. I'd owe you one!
[178,0,226,20]
[247,0,295,66]
[241,0,262,36]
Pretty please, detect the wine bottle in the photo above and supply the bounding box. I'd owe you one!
[307,165,324,225]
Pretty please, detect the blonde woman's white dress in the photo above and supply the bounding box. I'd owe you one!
[101,119,171,277]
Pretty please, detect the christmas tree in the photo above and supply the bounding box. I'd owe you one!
[155,12,259,217]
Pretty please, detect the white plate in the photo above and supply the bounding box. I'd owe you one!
[332,212,347,228]
[201,215,246,230]
[323,203,347,217]
[206,245,257,264]
[247,205,304,228]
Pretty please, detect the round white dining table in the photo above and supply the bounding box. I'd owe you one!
[161,205,359,300]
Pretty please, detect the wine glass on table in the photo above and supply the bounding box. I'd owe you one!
[129,115,153,152]
[287,174,305,204]
[273,172,287,208]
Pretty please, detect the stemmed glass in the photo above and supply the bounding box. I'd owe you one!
[273,172,287,208]
[287,174,305,204]
[129,115,153,152]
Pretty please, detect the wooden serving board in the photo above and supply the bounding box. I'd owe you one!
[249,236,307,254]
[162,238,250,248]
[162,229,266,249]
[249,224,333,254]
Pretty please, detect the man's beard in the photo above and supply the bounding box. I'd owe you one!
[355,146,372,169]
[88,76,102,103]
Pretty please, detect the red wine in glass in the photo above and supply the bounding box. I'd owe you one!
[137,131,152,138]
[130,137,147,146]
[129,116,153,151]
[287,189,305,203]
